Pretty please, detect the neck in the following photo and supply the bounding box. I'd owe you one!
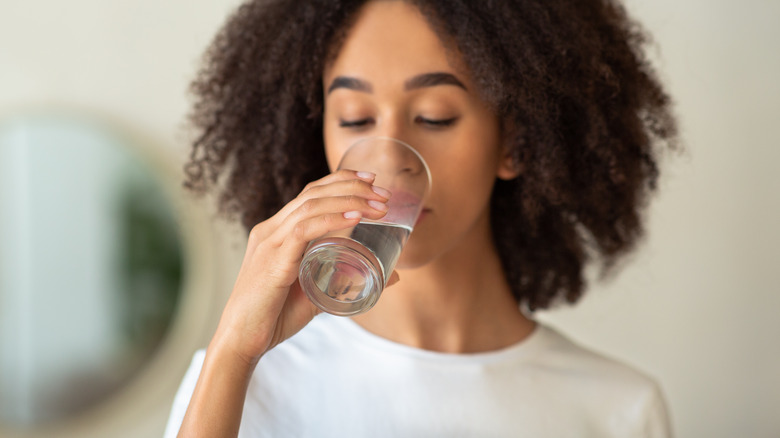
[351,212,535,353]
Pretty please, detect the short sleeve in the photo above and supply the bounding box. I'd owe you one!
[641,382,674,438]
[162,349,206,438]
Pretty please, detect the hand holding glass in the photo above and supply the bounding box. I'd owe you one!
[298,137,431,316]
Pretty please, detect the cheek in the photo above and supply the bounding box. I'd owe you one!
[404,155,495,235]
[427,132,501,206]
[322,125,347,172]
[435,161,496,216]
[325,149,341,173]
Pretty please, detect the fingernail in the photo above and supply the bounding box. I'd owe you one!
[356,171,375,180]
[368,200,388,211]
[343,211,362,219]
[371,185,392,199]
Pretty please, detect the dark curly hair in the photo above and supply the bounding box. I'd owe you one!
[184,0,677,311]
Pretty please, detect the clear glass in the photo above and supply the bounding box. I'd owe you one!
[299,137,431,316]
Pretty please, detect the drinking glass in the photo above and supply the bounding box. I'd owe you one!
[298,137,431,316]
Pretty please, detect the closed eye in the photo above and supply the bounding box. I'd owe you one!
[415,116,459,127]
[339,118,373,128]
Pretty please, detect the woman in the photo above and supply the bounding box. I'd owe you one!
[166,0,678,436]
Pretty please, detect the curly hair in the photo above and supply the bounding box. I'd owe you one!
[184,0,677,311]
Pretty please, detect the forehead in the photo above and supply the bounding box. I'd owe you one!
[324,1,466,88]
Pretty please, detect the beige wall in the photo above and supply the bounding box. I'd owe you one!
[539,1,780,437]
[1,1,778,437]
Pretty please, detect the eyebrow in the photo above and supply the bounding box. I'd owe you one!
[326,72,467,95]
[404,72,467,91]
[327,76,372,95]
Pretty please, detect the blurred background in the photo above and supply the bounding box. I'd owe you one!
[0,0,777,437]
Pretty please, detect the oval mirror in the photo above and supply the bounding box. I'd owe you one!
[0,113,199,432]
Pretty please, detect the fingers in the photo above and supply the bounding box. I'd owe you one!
[303,169,377,194]
[247,210,361,289]
[246,170,390,260]
[298,193,389,221]
[274,170,384,223]
[267,179,392,248]
[273,210,359,266]
[246,184,391,278]
[221,172,394,361]
[304,178,392,203]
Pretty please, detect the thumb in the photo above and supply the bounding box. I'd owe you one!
[386,270,401,287]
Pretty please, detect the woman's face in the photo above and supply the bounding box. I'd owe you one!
[323,0,517,268]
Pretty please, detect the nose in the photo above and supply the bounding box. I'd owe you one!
[371,137,424,177]
[371,114,421,173]
[340,136,430,194]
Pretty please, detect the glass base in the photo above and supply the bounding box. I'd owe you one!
[299,238,384,316]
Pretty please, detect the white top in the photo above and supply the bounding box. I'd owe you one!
[164,314,672,437]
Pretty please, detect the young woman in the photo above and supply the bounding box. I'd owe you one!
[166,0,678,436]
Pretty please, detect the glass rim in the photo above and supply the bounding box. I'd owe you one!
[338,136,433,193]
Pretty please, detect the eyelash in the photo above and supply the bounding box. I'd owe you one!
[415,116,459,127]
[339,119,372,128]
[338,117,459,128]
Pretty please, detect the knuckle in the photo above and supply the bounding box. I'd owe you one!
[344,194,360,207]
[322,213,336,228]
[292,222,309,240]
[249,222,268,243]
[300,198,318,215]
[350,178,366,192]
[262,265,298,291]
[248,241,271,263]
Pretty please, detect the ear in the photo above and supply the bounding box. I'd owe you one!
[496,118,523,181]
[496,149,523,181]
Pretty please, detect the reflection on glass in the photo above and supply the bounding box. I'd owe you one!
[0,115,182,427]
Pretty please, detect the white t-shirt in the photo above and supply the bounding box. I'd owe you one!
[164,314,671,437]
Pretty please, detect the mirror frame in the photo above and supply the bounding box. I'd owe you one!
[0,109,225,438]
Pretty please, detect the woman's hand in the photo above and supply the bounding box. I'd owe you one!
[177,170,393,437]
[211,169,394,365]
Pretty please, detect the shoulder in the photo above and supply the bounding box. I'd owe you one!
[531,325,672,437]
[534,325,657,386]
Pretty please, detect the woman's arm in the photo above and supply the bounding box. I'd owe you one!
[176,342,256,438]
[173,170,391,437]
